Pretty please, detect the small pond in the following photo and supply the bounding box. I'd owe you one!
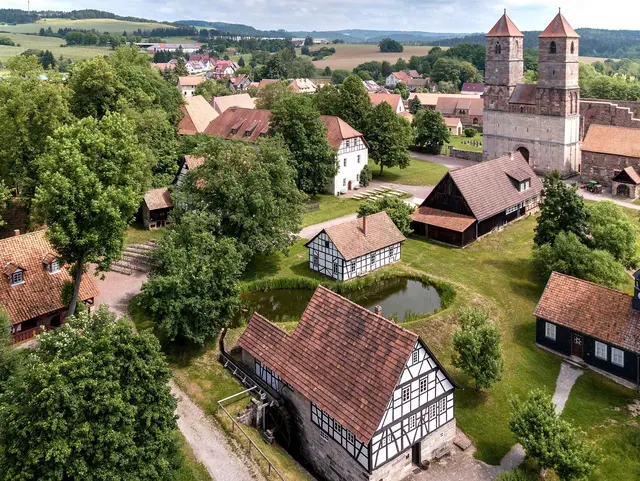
[237,278,441,324]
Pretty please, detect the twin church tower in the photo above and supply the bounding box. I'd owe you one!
[483,11,581,176]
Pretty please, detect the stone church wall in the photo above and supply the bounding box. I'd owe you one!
[580,99,640,138]
[581,151,640,186]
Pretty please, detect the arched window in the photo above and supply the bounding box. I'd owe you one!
[570,42,575,54]
[520,106,524,113]
[495,43,501,55]
[550,41,557,54]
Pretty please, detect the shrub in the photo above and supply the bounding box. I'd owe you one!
[358,196,414,236]
[359,164,373,187]
[464,127,476,137]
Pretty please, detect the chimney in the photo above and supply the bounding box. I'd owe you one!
[374,305,382,316]
[13,229,20,237]
[633,270,640,312]
[508,151,514,161]
[363,215,368,237]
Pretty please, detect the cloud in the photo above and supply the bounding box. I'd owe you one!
[2,0,637,33]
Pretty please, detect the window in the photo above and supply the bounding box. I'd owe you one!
[333,261,340,274]
[320,431,329,442]
[350,261,356,272]
[357,155,361,164]
[343,158,347,167]
[571,41,575,54]
[545,322,556,341]
[550,41,557,54]
[419,376,427,394]
[592,167,600,176]
[333,420,341,434]
[48,259,60,274]
[402,386,410,403]
[429,403,437,420]
[347,431,355,444]
[409,414,416,430]
[356,174,360,182]
[324,240,330,248]
[370,253,376,264]
[387,432,393,446]
[595,341,607,360]
[439,398,447,414]
[611,347,624,367]
[10,270,23,286]
[312,255,319,267]
[343,178,346,187]
[412,350,419,364]
[389,246,395,257]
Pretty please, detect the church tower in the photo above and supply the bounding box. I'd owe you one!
[484,11,524,112]
[537,11,580,117]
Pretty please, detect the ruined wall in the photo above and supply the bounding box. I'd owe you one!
[580,99,640,139]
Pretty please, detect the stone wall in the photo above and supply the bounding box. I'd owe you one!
[580,99,640,139]
[611,180,639,199]
[449,147,483,163]
[581,151,640,187]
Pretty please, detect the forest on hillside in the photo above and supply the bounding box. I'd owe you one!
[0,8,169,25]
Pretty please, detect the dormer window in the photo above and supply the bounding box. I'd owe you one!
[11,269,24,286]
[48,259,60,274]
[519,180,531,191]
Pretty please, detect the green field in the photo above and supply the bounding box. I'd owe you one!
[372,156,450,185]
[0,32,112,63]
[0,18,172,35]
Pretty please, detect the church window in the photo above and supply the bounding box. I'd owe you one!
[494,43,501,55]
[570,42,575,54]
[550,41,557,54]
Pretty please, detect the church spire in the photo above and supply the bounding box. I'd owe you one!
[539,11,579,38]
[486,11,524,37]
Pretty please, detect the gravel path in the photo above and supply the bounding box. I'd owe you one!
[171,381,260,481]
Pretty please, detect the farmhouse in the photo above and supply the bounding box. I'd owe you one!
[534,272,640,389]
[305,212,405,281]
[411,152,541,247]
[386,71,412,88]
[204,107,271,142]
[236,286,456,481]
[363,80,388,94]
[177,76,206,97]
[1,230,98,344]
[142,187,173,230]
[369,93,405,114]
[178,95,219,135]
[231,74,252,91]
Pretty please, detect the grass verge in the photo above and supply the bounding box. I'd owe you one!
[301,194,361,227]
[372,157,449,186]
[174,431,212,481]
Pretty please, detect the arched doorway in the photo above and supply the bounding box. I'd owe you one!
[617,184,630,197]
[516,147,530,163]
[348,180,352,190]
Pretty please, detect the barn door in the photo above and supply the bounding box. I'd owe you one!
[571,333,584,358]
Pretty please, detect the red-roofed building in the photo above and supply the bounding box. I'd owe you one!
[235,286,457,480]
[385,71,412,88]
[368,93,405,114]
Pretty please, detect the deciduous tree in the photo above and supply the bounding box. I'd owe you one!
[587,201,638,268]
[412,109,450,154]
[452,308,504,390]
[68,55,121,119]
[255,81,294,109]
[194,78,233,100]
[364,102,413,174]
[358,196,414,236]
[331,68,351,85]
[33,113,148,317]
[378,38,403,53]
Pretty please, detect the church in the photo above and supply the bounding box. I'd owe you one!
[483,11,581,176]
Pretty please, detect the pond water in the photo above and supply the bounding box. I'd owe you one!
[237,278,441,324]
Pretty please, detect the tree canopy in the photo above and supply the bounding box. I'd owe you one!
[587,201,638,268]
[357,196,414,236]
[412,109,450,154]
[378,38,403,53]
[255,81,294,109]
[363,102,413,174]
[194,78,233,101]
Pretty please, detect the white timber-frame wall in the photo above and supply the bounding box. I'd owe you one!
[306,231,402,281]
[331,137,368,196]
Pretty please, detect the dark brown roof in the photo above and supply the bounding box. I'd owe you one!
[411,206,475,232]
[178,105,198,135]
[144,187,174,211]
[204,107,271,142]
[319,116,366,149]
[436,152,542,221]
[461,82,484,93]
[539,12,579,38]
[534,272,640,354]
[509,84,537,105]
[258,79,279,90]
[306,211,406,260]
[237,286,424,442]
[486,12,524,37]
[0,231,99,325]
[612,166,640,185]
[505,167,532,182]
[582,124,640,158]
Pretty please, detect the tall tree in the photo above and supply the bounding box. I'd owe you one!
[452,308,504,390]
[194,79,233,101]
[0,307,181,481]
[174,56,188,77]
[363,102,413,174]
[378,38,403,53]
[587,201,638,268]
[270,95,338,194]
[304,36,314,46]
[68,56,121,119]
[255,81,294,109]
[177,136,305,256]
[412,109,450,154]
[331,69,351,85]
[313,83,341,116]
[534,171,590,246]
[140,212,244,345]
[0,309,19,395]
[334,75,372,132]
[33,113,148,317]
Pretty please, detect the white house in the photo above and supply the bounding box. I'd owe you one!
[385,71,412,88]
[305,211,406,281]
[320,116,369,195]
[177,76,206,97]
[237,286,457,481]
[369,93,406,114]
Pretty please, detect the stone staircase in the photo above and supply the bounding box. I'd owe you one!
[110,242,156,276]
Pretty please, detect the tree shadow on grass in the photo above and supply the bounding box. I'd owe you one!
[481,258,545,302]
[242,253,281,281]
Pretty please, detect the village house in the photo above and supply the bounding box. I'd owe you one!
[230,74,252,91]
[257,79,279,90]
[386,71,412,88]
[409,93,484,126]
[305,212,405,281]
[236,286,457,481]
[178,76,206,97]
[186,59,213,75]
[146,43,200,53]
[411,152,542,247]
[407,78,429,92]
[461,82,485,95]
[534,272,640,389]
[141,187,174,230]
[408,70,422,79]
[580,124,640,193]
[1,230,98,344]
[444,117,463,136]
[152,61,176,71]
[176,155,204,185]
[369,93,406,114]
[289,78,317,93]
[211,93,256,115]
[362,80,389,94]
[208,60,238,78]
[178,95,219,135]
[204,107,271,142]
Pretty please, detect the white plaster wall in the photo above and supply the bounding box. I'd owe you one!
[332,139,369,195]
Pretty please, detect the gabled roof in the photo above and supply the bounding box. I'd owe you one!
[444,117,462,128]
[436,97,484,116]
[289,78,317,93]
[391,71,411,83]
[539,12,579,38]
[238,285,447,443]
[534,272,640,354]
[178,76,206,87]
[212,93,256,114]
[427,152,542,221]
[408,69,421,78]
[306,211,405,260]
[0,231,99,325]
[144,187,174,211]
[258,79,279,90]
[612,166,640,185]
[204,107,271,142]
[461,82,484,93]
[411,206,475,232]
[509,84,537,105]
[582,124,640,158]
[486,12,524,37]
[320,116,366,149]
[368,93,402,112]
[178,95,219,135]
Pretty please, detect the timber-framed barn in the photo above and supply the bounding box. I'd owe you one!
[236,286,457,481]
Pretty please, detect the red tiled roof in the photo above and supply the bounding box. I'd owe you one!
[539,12,579,38]
[144,187,173,211]
[368,93,402,112]
[0,231,99,325]
[461,82,484,93]
[509,84,537,105]
[444,117,462,128]
[237,285,422,442]
[411,206,475,232]
[439,152,542,221]
[436,97,484,116]
[178,76,206,87]
[258,79,279,90]
[320,115,366,149]
[204,107,271,142]
[486,12,524,37]
[582,124,640,158]
[534,272,640,354]
[408,70,421,78]
[391,71,412,84]
[178,105,197,135]
[307,211,405,260]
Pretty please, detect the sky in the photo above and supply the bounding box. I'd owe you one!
[5,0,640,33]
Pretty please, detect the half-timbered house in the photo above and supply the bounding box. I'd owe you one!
[305,212,405,281]
[1,230,98,344]
[411,152,542,247]
[141,187,174,230]
[237,286,457,481]
[534,272,640,389]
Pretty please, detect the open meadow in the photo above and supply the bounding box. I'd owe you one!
[310,43,438,70]
[0,17,172,35]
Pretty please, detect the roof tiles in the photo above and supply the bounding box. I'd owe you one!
[539,12,579,38]
[582,124,640,158]
[486,12,524,37]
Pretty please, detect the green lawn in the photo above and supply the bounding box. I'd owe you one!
[372,157,449,186]
[445,133,483,153]
[301,194,361,227]
[125,223,163,246]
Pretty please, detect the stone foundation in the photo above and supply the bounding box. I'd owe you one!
[449,148,483,162]
[581,151,640,187]
[611,181,639,199]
